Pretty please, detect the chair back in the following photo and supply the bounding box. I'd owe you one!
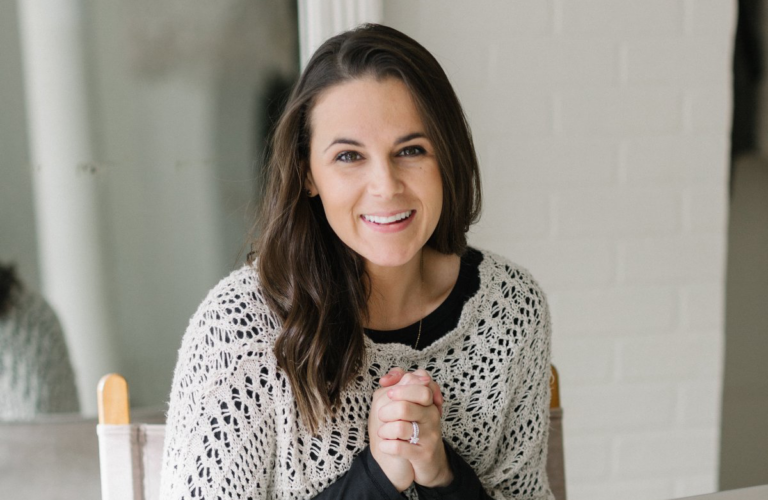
[97,374,165,500]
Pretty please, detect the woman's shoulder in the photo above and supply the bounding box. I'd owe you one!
[473,247,551,328]
[200,263,265,311]
[180,263,280,356]
[474,247,546,295]
[169,264,283,406]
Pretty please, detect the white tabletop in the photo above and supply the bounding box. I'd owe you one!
[675,485,768,500]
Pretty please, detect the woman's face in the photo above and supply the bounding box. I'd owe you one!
[307,77,443,269]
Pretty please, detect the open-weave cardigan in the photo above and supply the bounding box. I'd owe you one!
[160,249,554,500]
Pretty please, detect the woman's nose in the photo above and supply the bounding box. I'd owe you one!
[367,157,404,198]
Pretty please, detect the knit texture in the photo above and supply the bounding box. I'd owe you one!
[0,289,80,421]
[160,249,554,499]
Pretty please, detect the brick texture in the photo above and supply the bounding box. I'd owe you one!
[383,0,734,497]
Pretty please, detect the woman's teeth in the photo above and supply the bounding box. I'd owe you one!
[362,210,413,224]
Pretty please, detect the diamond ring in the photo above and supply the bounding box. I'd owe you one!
[409,421,420,444]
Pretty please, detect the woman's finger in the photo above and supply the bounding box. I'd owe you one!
[396,372,431,386]
[378,438,420,460]
[380,370,443,415]
[377,420,417,441]
[410,369,431,379]
[386,384,433,407]
[392,373,443,415]
[427,380,444,416]
[378,399,436,423]
[379,367,406,387]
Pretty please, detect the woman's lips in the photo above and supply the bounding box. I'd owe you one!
[360,210,416,233]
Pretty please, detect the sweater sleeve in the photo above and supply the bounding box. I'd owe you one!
[476,275,555,500]
[310,446,404,500]
[159,280,279,499]
[413,439,491,500]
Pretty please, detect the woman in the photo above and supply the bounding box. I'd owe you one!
[161,24,553,500]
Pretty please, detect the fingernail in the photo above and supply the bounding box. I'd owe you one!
[419,376,431,382]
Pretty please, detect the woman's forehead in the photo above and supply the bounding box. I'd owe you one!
[308,77,426,143]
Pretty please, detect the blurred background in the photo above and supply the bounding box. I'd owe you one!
[0,1,765,499]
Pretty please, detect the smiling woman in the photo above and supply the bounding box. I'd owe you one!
[160,23,554,500]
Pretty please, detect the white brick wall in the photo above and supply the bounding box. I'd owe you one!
[384,1,735,498]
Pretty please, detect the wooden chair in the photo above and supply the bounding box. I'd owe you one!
[97,367,566,500]
[97,374,165,500]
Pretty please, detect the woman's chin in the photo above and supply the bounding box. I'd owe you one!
[357,246,421,270]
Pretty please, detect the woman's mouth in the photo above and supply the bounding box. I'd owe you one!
[360,210,414,226]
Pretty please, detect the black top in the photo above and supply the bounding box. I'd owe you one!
[311,248,492,499]
[364,247,483,351]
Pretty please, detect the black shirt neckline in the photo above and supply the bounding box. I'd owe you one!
[364,247,483,349]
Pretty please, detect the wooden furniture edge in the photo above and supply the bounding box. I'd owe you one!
[550,365,560,409]
[97,373,130,425]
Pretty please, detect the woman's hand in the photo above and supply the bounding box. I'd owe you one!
[379,367,444,416]
[368,384,416,492]
[375,369,454,488]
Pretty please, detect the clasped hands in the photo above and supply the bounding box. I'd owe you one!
[368,367,454,492]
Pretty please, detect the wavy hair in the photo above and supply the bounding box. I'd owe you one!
[251,23,481,434]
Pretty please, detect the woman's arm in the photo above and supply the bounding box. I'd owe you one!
[414,439,491,499]
[474,277,555,500]
[308,446,404,499]
[160,284,278,499]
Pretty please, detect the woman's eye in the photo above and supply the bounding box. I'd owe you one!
[398,146,425,157]
[335,151,362,163]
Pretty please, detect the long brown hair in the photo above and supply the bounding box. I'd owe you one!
[252,23,481,434]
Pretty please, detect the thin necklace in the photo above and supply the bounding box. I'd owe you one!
[414,317,423,350]
[414,251,424,350]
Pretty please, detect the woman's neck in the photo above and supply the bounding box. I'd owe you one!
[365,247,460,331]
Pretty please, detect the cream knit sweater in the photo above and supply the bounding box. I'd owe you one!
[160,249,554,499]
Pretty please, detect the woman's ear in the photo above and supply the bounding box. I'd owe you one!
[305,172,317,197]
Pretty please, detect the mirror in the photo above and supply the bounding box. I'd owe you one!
[0,0,299,413]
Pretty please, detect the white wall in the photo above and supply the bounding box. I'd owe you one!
[383,1,735,499]
[0,0,39,290]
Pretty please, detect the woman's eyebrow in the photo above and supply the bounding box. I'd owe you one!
[324,138,363,152]
[323,132,426,153]
[395,132,426,145]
